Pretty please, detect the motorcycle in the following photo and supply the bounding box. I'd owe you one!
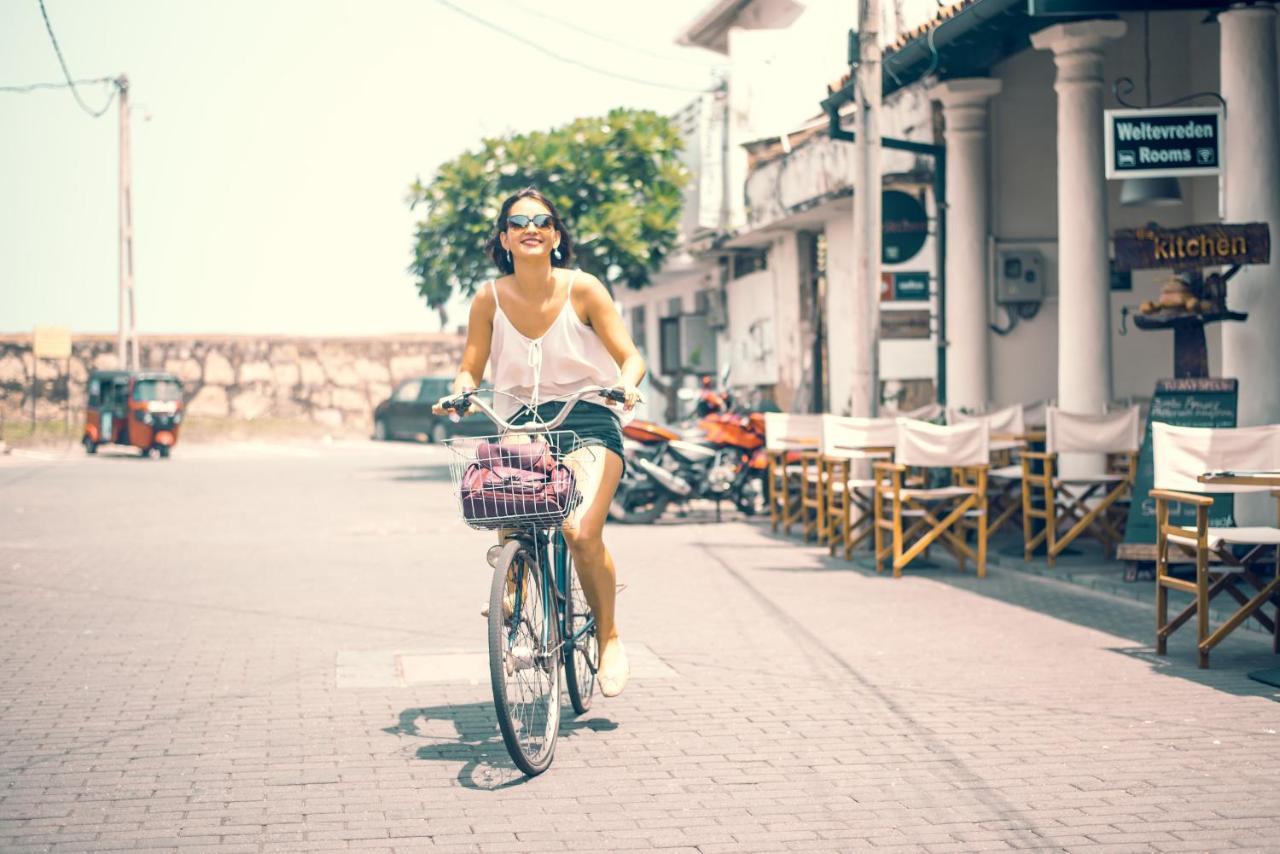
[611,371,769,523]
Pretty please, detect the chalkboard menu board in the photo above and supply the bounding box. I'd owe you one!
[1118,377,1238,560]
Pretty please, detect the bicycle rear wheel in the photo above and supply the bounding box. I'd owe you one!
[488,541,560,776]
[563,549,598,714]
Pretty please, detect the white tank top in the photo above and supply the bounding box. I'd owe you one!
[487,271,625,420]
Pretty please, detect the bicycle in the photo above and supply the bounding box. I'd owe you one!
[441,386,625,776]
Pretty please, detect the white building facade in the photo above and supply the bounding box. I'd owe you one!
[639,0,1279,437]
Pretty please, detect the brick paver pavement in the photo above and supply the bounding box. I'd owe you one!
[2,440,1279,852]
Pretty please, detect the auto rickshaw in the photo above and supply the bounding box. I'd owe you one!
[83,370,186,458]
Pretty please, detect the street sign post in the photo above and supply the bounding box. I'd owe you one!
[1104,107,1223,179]
[31,326,73,433]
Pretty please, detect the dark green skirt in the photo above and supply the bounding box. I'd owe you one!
[513,400,625,472]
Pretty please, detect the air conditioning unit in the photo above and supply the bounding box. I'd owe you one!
[658,314,719,375]
[680,314,718,372]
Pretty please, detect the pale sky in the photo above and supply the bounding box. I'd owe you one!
[0,0,724,336]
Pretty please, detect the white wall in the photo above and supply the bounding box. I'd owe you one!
[726,266,779,387]
[618,268,716,420]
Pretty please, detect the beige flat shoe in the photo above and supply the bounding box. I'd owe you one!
[480,582,524,619]
[598,640,630,698]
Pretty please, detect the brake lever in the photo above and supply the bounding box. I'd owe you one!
[599,388,627,404]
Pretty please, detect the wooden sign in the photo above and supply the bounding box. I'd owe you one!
[1118,377,1237,561]
[880,309,931,340]
[33,326,72,360]
[1114,222,1270,272]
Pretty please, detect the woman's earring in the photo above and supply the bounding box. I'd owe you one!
[553,246,561,261]
[505,250,512,267]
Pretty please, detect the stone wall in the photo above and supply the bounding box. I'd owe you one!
[0,333,465,429]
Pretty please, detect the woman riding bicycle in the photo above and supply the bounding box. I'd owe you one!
[433,186,645,698]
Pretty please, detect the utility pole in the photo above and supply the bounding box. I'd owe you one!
[117,74,137,370]
[849,0,882,416]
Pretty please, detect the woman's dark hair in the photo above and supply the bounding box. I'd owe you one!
[485,186,574,275]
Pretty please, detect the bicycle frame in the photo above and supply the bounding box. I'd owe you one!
[503,525,595,669]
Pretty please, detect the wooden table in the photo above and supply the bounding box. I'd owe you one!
[1197,471,1280,487]
[1197,469,1280,687]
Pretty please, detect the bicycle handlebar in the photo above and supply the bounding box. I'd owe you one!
[443,386,630,434]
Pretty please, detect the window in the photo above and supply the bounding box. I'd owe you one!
[417,379,449,402]
[393,380,422,402]
[732,249,768,279]
[133,378,182,402]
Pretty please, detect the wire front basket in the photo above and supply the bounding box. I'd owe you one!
[444,430,598,531]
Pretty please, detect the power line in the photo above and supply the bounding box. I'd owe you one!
[37,0,115,117]
[433,0,712,95]
[0,77,114,94]
[493,0,721,68]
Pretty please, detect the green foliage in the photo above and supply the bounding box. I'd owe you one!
[407,108,690,316]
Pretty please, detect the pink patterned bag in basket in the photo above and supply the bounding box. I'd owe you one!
[459,441,578,528]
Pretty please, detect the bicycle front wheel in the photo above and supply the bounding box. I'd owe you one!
[488,541,560,776]
[563,549,598,714]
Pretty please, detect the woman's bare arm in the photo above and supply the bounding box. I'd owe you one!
[432,286,495,412]
[579,274,646,408]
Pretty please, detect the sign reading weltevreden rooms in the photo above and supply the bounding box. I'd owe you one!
[1105,107,1222,179]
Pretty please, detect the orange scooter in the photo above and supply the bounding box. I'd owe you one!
[83,370,185,458]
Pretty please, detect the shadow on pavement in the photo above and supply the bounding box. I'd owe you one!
[384,702,617,789]
[742,522,1280,702]
[381,464,452,483]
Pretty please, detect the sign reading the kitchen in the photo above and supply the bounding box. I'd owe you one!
[1113,223,1270,271]
[1104,107,1222,179]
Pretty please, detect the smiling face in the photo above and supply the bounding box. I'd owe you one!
[499,197,560,267]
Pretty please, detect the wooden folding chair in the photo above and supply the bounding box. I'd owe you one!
[798,418,829,543]
[949,404,1032,540]
[820,415,897,559]
[1021,406,1140,565]
[874,418,991,578]
[764,413,822,536]
[1151,422,1280,668]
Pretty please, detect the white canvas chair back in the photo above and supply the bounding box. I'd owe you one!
[948,404,1026,437]
[764,413,824,452]
[1153,422,1280,494]
[886,401,944,422]
[895,418,990,468]
[820,415,897,458]
[1023,400,1050,430]
[1045,406,1140,454]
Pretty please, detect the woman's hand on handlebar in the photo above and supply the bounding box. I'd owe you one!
[432,387,474,416]
[604,383,642,412]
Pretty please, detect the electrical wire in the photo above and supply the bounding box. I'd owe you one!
[37,0,115,117]
[493,0,720,67]
[0,76,114,94]
[432,0,712,94]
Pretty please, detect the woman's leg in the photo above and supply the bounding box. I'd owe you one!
[561,444,627,694]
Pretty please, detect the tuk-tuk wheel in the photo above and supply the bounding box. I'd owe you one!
[158,446,171,459]
[83,437,97,455]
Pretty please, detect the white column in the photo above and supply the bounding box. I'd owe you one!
[1032,20,1126,417]
[929,78,1002,411]
[1221,3,1280,428]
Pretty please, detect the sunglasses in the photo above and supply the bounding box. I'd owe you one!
[506,213,554,230]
